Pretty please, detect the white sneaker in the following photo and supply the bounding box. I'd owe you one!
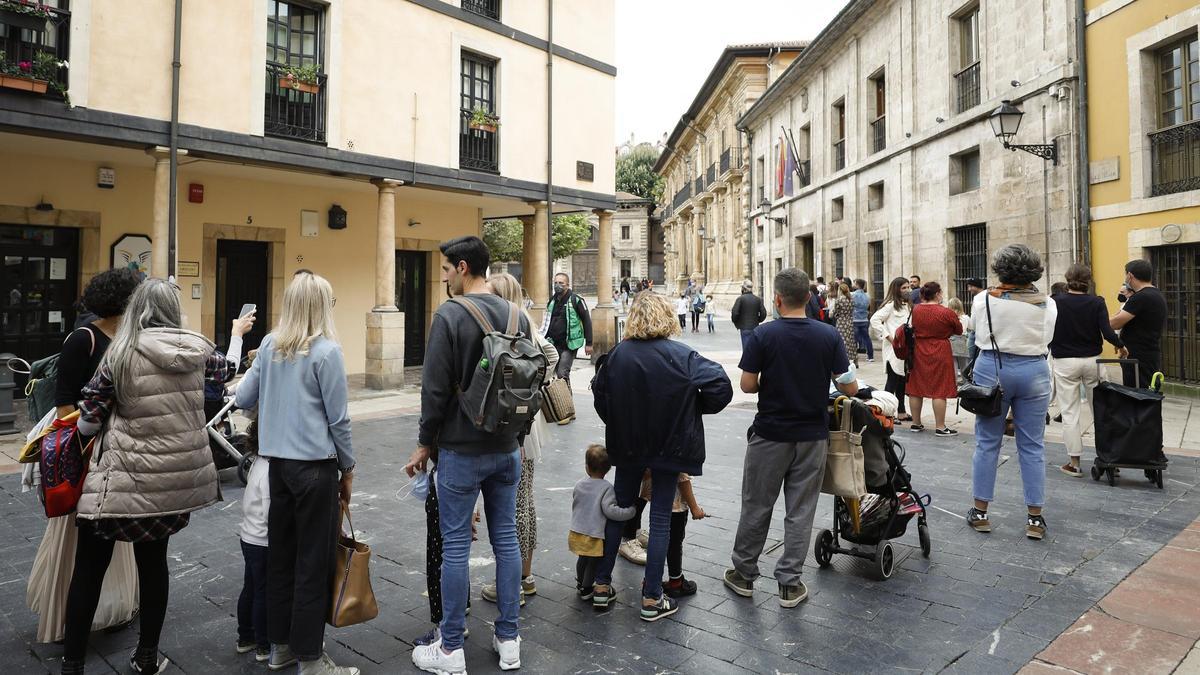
[412,641,467,675]
[618,539,647,566]
[493,635,521,671]
[635,528,649,548]
[297,653,360,675]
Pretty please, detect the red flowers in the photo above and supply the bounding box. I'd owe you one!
[18,61,31,72]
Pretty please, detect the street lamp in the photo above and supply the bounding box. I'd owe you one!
[988,99,1058,164]
[698,223,710,282]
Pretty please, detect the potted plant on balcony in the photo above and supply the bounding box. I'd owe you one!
[0,51,68,101]
[0,0,52,32]
[279,63,320,94]
[468,108,499,133]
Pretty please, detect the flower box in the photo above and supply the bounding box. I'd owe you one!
[278,76,319,94]
[0,74,48,93]
[469,121,497,133]
[0,6,49,32]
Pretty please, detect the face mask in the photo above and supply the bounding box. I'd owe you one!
[772,302,782,319]
[553,283,565,294]
[396,470,430,502]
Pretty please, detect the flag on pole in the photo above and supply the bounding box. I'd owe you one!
[783,134,796,197]
[776,137,786,199]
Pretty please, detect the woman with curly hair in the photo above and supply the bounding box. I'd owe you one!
[26,268,143,645]
[590,292,732,621]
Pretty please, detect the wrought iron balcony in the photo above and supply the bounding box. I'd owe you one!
[672,186,690,209]
[694,176,704,194]
[798,160,811,188]
[0,3,70,96]
[720,148,731,174]
[706,163,715,185]
[832,140,846,171]
[462,0,500,21]
[265,63,327,143]
[1150,121,1200,197]
[871,117,886,154]
[459,110,499,173]
[955,62,980,114]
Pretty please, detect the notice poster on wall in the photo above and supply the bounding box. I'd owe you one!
[49,257,67,280]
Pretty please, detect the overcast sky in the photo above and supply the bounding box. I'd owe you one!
[614,0,851,146]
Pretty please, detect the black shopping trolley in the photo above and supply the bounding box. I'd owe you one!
[1090,359,1167,488]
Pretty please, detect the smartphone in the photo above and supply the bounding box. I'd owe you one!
[238,303,257,318]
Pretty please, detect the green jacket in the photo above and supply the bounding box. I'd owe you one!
[545,292,592,352]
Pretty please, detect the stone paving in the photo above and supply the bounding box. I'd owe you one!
[1,324,1199,674]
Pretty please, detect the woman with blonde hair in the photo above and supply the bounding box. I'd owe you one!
[479,273,559,603]
[590,291,732,620]
[65,277,253,675]
[235,272,359,675]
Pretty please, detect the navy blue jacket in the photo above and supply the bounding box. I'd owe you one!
[592,338,732,475]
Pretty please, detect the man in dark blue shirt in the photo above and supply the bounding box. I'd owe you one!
[724,268,858,609]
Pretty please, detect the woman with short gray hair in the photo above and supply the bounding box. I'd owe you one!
[967,244,1058,540]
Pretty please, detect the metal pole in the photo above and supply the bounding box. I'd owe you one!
[545,0,554,291]
[167,0,182,278]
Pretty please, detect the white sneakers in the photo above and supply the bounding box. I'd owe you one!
[618,539,647,565]
[493,635,521,671]
[412,636,521,673]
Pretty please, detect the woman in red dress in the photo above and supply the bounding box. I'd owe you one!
[906,281,962,435]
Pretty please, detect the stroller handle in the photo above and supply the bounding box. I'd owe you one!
[206,396,240,428]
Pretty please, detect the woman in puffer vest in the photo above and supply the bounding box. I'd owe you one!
[62,278,253,675]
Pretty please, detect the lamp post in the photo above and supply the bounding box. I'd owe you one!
[698,223,710,283]
[989,99,1058,164]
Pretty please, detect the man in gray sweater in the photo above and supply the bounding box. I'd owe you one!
[406,236,527,675]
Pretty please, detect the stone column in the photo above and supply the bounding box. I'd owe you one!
[365,178,404,390]
[527,201,550,326]
[591,209,616,359]
[519,214,534,287]
[693,205,706,284]
[147,147,173,279]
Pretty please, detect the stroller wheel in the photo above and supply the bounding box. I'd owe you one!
[237,454,254,485]
[1090,464,1102,481]
[876,541,895,580]
[814,529,834,568]
[918,521,931,558]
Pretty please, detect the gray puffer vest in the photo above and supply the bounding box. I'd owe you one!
[77,328,220,520]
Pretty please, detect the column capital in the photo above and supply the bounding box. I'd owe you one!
[145,146,187,161]
[371,178,405,191]
[592,208,615,218]
[528,200,549,211]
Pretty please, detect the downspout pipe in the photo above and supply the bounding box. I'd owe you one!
[545,0,554,291]
[1075,0,1091,264]
[168,0,183,278]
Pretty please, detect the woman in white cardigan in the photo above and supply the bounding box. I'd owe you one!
[870,277,915,423]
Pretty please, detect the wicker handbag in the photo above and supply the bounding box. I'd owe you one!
[540,377,575,423]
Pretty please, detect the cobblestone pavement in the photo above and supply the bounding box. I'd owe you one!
[2,326,1199,674]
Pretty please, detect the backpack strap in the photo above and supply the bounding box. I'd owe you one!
[504,301,519,335]
[449,297,496,334]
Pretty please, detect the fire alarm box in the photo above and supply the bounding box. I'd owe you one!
[188,183,204,203]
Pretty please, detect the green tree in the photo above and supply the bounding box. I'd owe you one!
[616,144,665,203]
[483,212,593,263]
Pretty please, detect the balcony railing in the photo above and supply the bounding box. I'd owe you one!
[955,62,980,114]
[798,159,811,188]
[1150,120,1200,197]
[0,3,70,97]
[694,176,704,194]
[459,110,499,172]
[462,0,500,21]
[265,63,327,143]
[720,148,731,174]
[706,163,715,185]
[871,117,886,154]
[832,140,846,171]
[672,186,690,209]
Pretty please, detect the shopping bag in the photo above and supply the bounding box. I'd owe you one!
[37,412,96,518]
[822,397,867,498]
[539,377,575,423]
[328,504,378,628]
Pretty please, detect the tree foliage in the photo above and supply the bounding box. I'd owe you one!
[616,144,665,203]
[482,212,595,263]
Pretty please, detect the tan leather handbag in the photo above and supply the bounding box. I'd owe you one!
[328,505,379,628]
[821,397,868,499]
[540,377,575,423]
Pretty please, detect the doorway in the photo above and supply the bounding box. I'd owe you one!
[395,251,428,367]
[795,235,815,278]
[1,225,79,396]
[216,240,270,354]
[1150,243,1200,383]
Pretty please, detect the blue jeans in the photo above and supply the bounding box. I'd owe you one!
[740,329,754,350]
[853,322,873,359]
[972,353,1050,508]
[596,467,679,599]
[436,449,522,650]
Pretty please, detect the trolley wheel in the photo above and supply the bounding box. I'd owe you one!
[237,454,254,485]
[1155,470,1164,490]
[918,521,931,558]
[1107,468,1117,487]
[1144,469,1156,483]
[876,541,895,580]
[814,529,834,568]
[1091,464,1102,481]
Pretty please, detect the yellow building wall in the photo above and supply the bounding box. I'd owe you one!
[0,149,479,374]
[1086,0,1200,309]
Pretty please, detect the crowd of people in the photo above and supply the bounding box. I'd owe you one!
[26,230,1170,675]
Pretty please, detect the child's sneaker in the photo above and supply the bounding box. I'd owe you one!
[577,584,594,601]
[413,627,440,647]
[412,642,466,675]
[663,576,697,598]
[592,585,616,610]
[481,583,526,606]
[636,529,649,548]
[236,639,256,654]
[619,539,646,565]
[639,595,678,622]
[255,646,271,663]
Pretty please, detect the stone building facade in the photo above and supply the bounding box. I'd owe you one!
[555,191,656,297]
[740,0,1083,309]
[656,43,806,309]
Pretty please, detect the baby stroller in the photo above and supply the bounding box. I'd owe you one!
[205,382,254,485]
[813,396,931,579]
[1090,358,1167,488]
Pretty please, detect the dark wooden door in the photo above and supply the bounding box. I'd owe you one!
[395,251,428,367]
[1151,243,1200,383]
[0,225,79,397]
[216,240,269,353]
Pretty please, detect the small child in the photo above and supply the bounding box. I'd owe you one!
[570,444,636,601]
[947,298,972,379]
[704,295,716,333]
[640,472,707,598]
[236,427,271,663]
